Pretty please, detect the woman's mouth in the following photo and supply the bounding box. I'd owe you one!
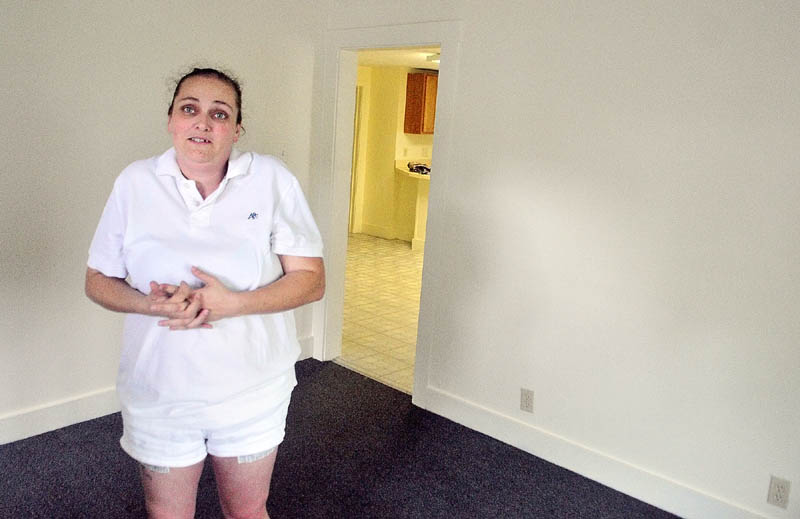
[189,137,211,143]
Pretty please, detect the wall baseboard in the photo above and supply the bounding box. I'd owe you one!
[417,385,767,519]
[0,387,120,446]
[359,223,398,241]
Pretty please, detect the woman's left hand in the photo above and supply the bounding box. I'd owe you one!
[191,266,242,321]
[149,280,212,330]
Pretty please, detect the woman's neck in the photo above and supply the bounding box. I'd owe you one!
[176,158,227,199]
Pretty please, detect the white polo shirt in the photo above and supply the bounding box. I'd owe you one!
[88,148,323,427]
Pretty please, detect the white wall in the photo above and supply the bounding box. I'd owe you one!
[0,1,323,443]
[322,2,800,518]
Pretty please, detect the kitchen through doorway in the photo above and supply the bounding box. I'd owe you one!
[333,46,441,394]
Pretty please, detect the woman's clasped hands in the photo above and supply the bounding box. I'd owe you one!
[148,266,239,330]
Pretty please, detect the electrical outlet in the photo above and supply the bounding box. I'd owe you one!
[767,475,791,509]
[520,388,534,413]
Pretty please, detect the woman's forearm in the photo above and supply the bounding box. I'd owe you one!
[85,267,150,315]
[190,257,325,321]
[237,268,325,316]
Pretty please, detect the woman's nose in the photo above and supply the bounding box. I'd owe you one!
[194,115,212,130]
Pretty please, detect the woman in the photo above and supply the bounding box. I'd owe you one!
[85,67,324,519]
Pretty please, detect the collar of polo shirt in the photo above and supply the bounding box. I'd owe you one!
[155,148,254,214]
[155,147,252,180]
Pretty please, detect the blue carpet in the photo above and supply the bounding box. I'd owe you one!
[0,359,680,518]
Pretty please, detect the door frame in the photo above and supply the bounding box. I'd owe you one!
[348,85,365,234]
[309,20,463,406]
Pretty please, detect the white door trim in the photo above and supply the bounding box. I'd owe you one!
[309,21,463,407]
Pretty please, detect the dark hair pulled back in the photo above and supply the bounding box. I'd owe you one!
[168,67,243,125]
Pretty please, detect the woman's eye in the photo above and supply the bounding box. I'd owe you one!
[181,105,195,114]
[213,112,228,120]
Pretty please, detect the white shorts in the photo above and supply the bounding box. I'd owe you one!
[119,370,295,468]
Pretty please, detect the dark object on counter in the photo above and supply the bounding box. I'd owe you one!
[408,162,431,175]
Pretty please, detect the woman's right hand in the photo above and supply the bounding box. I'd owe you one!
[148,281,211,330]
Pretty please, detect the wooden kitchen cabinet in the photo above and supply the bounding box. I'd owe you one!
[404,72,438,134]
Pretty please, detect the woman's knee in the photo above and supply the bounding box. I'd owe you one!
[145,501,197,519]
[219,500,269,519]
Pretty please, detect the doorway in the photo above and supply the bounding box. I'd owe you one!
[333,47,440,393]
[311,20,461,406]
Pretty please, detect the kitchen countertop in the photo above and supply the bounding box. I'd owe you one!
[392,160,431,251]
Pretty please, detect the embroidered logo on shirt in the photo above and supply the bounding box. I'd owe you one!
[248,212,258,220]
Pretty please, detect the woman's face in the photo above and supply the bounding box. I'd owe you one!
[167,75,241,171]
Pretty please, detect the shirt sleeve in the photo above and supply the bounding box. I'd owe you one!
[87,178,128,278]
[270,177,324,258]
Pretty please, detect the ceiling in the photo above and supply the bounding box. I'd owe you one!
[357,46,440,71]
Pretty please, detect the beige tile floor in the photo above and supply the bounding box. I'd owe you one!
[333,233,424,394]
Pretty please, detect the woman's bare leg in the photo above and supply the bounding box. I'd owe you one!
[211,448,278,519]
[139,460,204,519]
